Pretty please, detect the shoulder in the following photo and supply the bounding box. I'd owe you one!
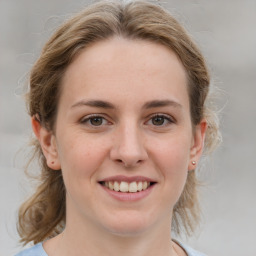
[182,244,207,256]
[15,241,207,256]
[15,243,48,256]
[174,240,208,256]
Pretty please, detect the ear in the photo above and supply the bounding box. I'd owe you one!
[188,119,207,171]
[31,116,61,170]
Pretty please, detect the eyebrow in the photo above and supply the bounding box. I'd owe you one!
[71,99,182,110]
[142,100,182,109]
[71,100,115,109]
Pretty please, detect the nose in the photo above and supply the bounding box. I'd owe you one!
[110,123,148,168]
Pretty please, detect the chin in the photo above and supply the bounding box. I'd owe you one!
[107,225,149,237]
[101,211,154,237]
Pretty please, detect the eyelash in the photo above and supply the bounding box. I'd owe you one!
[80,113,175,128]
[146,114,175,127]
[80,114,111,127]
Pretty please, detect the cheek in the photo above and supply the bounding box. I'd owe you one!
[150,134,191,192]
[153,135,191,171]
[57,134,108,181]
[161,147,189,189]
[57,136,110,208]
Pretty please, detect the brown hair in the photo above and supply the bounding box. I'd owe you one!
[17,0,221,245]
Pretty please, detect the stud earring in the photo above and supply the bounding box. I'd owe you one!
[192,161,196,165]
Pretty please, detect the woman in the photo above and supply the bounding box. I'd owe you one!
[16,0,220,255]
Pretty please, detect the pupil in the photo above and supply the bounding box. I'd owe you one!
[153,116,164,125]
[91,117,102,126]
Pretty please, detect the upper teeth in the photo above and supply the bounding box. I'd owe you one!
[104,181,150,193]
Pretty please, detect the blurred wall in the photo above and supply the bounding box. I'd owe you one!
[0,0,255,255]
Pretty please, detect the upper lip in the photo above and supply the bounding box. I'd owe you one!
[99,175,156,183]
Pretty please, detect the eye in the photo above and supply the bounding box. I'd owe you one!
[89,116,104,126]
[80,115,109,127]
[152,116,165,126]
[146,114,174,127]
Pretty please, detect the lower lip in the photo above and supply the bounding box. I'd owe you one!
[100,184,156,201]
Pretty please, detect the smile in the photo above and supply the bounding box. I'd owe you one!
[102,181,152,193]
[98,176,156,201]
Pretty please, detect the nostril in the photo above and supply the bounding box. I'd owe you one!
[113,156,146,168]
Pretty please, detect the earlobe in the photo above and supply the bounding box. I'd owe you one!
[188,120,207,171]
[31,116,61,170]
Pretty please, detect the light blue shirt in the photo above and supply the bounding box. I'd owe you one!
[15,241,207,256]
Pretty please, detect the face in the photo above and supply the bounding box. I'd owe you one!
[35,37,206,237]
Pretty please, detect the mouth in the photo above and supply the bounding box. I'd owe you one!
[99,180,156,193]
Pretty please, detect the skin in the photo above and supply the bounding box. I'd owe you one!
[32,37,206,256]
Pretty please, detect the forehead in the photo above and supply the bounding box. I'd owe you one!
[60,37,189,109]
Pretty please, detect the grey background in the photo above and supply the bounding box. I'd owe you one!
[1,0,256,255]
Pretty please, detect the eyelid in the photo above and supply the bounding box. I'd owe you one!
[145,113,176,126]
[79,113,175,128]
[80,114,112,126]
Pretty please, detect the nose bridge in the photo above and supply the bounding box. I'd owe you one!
[110,118,147,167]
